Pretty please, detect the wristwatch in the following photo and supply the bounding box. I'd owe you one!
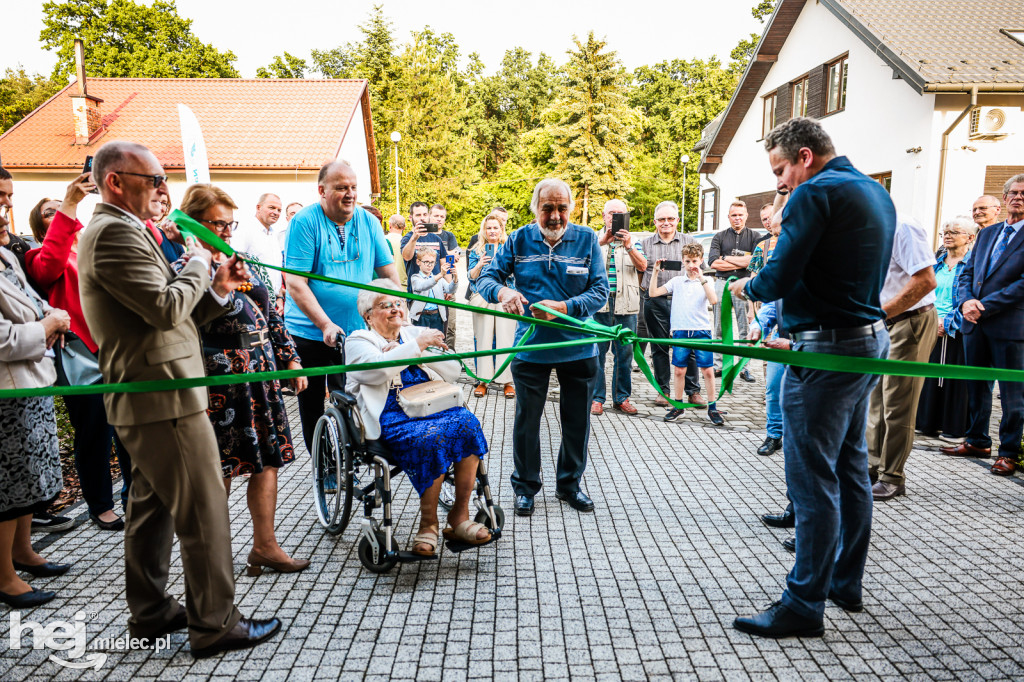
[699,278,709,285]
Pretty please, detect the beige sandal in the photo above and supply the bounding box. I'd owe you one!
[442,520,491,545]
[410,526,438,557]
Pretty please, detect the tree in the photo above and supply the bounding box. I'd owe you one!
[40,0,239,82]
[256,52,307,79]
[0,67,58,133]
[546,32,636,228]
[752,0,779,22]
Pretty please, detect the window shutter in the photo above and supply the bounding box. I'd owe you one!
[806,65,826,118]
[775,82,791,123]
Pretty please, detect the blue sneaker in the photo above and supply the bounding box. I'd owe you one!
[663,407,684,422]
[323,472,337,493]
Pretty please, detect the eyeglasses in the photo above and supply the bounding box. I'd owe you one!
[942,230,969,236]
[1007,191,1024,199]
[973,206,999,212]
[198,219,239,232]
[654,217,678,223]
[115,171,168,188]
[375,300,405,311]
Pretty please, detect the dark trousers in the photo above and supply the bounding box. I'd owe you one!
[510,356,598,497]
[293,335,346,453]
[63,392,132,515]
[963,327,1024,458]
[642,293,699,395]
[415,310,446,332]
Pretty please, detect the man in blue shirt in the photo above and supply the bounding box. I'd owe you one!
[477,178,609,517]
[728,117,894,639]
[284,160,398,451]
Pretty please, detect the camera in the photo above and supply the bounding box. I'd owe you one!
[423,223,439,233]
[661,260,682,271]
[82,155,99,194]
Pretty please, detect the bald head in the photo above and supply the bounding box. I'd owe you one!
[93,140,168,220]
[602,199,628,231]
[93,140,155,192]
[972,195,1001,229]
[318,159,354,187]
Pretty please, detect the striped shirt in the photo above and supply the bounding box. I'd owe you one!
[639,231,695,289]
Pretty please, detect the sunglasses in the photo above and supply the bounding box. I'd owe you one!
[115,171,169,188]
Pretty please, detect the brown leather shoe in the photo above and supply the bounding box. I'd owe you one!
[687,393,707,407]
[591,401,604,416]
[503,383,515,399]
[939,443,991,457]
[655,396,670,407]
[613,400,638,415]
[992,457,1017,476]
[191,617,282,659]
[473,383,487,398]
[245,549,311,577]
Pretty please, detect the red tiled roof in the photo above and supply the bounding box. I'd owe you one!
[0,78,370,171]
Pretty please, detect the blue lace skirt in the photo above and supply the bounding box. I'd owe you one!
[378,366,488,495]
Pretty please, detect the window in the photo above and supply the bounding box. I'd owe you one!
[762,92,777,138]
[701,188,718,231]
[870,172,892,193]
[791,77,808,117]
[826,57,848,114]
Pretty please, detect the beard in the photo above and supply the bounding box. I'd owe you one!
[539,224,566,242]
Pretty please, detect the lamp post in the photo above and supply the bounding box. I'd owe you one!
[680,154,690,230]
[390,131,402,215]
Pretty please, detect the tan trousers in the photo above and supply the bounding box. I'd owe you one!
[867,309,938,485]
[117,411,241,648]
[444,303,457,349]
[469,293,515,384]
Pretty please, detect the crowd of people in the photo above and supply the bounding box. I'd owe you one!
[0,114,1021,657]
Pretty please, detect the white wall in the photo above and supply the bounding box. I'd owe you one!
[338,99,375,206]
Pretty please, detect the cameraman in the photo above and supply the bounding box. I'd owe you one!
[400,201,449,288]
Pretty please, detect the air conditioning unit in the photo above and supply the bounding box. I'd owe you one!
[969,107,1019,139]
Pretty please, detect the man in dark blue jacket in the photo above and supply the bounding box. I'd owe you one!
[941,174,1024,474]
[728,117,894,638]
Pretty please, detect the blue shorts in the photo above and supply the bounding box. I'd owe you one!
[671,330,713,368]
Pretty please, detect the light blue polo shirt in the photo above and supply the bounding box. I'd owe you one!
[284,204,393,340]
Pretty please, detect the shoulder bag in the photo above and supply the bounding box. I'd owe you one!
[394,378,465,418]
[54,331,102,386]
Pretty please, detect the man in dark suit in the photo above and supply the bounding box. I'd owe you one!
[941,174,1024,475]
[78,140,281,658]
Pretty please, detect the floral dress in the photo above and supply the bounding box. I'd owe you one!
[172,256,298,478]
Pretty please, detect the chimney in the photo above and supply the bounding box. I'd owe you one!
[70,39,103,145]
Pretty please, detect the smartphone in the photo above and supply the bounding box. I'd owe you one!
[661,260,683,271]
[445,255,455,265]
[82,155,99,194]
[424,223,439,233]
[485,244,495,258]
[611,212,629,234]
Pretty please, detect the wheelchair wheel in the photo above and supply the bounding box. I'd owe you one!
[358,531,400,573]
[311,408,354,535]
[438,469,456,511]
[474,504,505,531]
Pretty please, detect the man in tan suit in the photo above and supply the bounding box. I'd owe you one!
[78,141,281,658]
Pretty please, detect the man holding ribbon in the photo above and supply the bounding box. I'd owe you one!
[477,178,609,517]
[728,117,894,639]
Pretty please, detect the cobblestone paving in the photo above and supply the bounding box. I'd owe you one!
[3,315,1023,681]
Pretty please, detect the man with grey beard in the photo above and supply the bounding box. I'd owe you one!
[476,179,609,517]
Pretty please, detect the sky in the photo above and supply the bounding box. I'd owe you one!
[5,0,765,79]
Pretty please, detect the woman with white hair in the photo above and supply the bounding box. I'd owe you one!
[345,279,491,556]
[917,215,977,440]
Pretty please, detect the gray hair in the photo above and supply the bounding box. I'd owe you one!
[653,201,679,218]
[357,278,403,319]
[92,140,155,190]
[943,215,978,236]
[764,116,836,163]
[1003,174,1024,194]
[530,178,575,217]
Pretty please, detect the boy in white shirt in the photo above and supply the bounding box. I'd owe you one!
[408,247,457,332]
[649,242,723,425]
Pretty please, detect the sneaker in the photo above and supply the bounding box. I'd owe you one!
[323,472,337,494]
[708,408,725,426]
[739,369,755,383]
[663,407,684,422]
[31,513,75,533]
[591,401,604,416]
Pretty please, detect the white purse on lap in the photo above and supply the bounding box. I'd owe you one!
[396,379,465,418]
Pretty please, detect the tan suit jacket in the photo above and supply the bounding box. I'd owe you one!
[0,246,57,389]
[78,204,228,426]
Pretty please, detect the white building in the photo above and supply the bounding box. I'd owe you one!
[695,0,1024,245]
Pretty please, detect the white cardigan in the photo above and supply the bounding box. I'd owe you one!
[345,325,461,440]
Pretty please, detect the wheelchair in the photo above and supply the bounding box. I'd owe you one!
[310,333,504,573]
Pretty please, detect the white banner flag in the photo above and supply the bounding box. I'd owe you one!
[177,104,210,185]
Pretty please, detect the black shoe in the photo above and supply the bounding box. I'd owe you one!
[12,560,71,577]
[0,586,56,608]
[740,369,755,383]
[761,504,794,529]
[191,617,282,659]
[733,601,824,638]
[130,605,189,642]
[781,536,795,552]
[708,408,725,426]
[663,407,684,422]
[514,495,534,517]
[31,513,75,533]
[757,436,782,456]
[714,368,722,377]
[90,513,125,531]
[828,591,864,613]
[555,489,595,512]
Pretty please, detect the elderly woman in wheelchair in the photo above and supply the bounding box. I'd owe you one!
[343,279,494,558]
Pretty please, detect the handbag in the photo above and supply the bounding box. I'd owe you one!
[395,379,464,418]
[54,331,102,387]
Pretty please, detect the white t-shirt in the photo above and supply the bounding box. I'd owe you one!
[233,218,283,291]
[880,214,936,312]
[664,275,712,331]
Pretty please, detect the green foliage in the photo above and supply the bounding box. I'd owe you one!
[752,0,779,22]
[40,0,240,82]
[0,67,59,133]
[256,52,307,79]
[730,34,761,74]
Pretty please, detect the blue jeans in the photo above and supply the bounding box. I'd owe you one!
[765,361,785,439]
[591,307,637,405]
[781,330,888,620]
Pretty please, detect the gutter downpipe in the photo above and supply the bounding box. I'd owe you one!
[702,174,721,232]
[933,85,978,246]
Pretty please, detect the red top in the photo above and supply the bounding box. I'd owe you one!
[24,210,98,353]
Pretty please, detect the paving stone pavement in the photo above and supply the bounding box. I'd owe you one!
[4,319,1024,681]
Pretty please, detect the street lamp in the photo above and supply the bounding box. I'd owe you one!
[390,131,402,215]
[680,154,690,230]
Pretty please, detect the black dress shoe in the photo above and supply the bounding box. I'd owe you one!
[781,536,796,552]
[828,591,864,613]
[130,605,189,641]
[555,489,595,512]
[761,505,794,529]
[514,495,534,517]
[733,601,824,638]
[191,617,282,659]
[757,436,782,456]
[739,369,755,383]
[13,560,71,577]
[90,513,125,531]
[0,586,56,607]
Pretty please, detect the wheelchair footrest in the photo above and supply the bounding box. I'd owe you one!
[444,535,498,553]
[397,551,439,563]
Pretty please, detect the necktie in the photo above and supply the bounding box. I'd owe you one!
[988,224,1015,276]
